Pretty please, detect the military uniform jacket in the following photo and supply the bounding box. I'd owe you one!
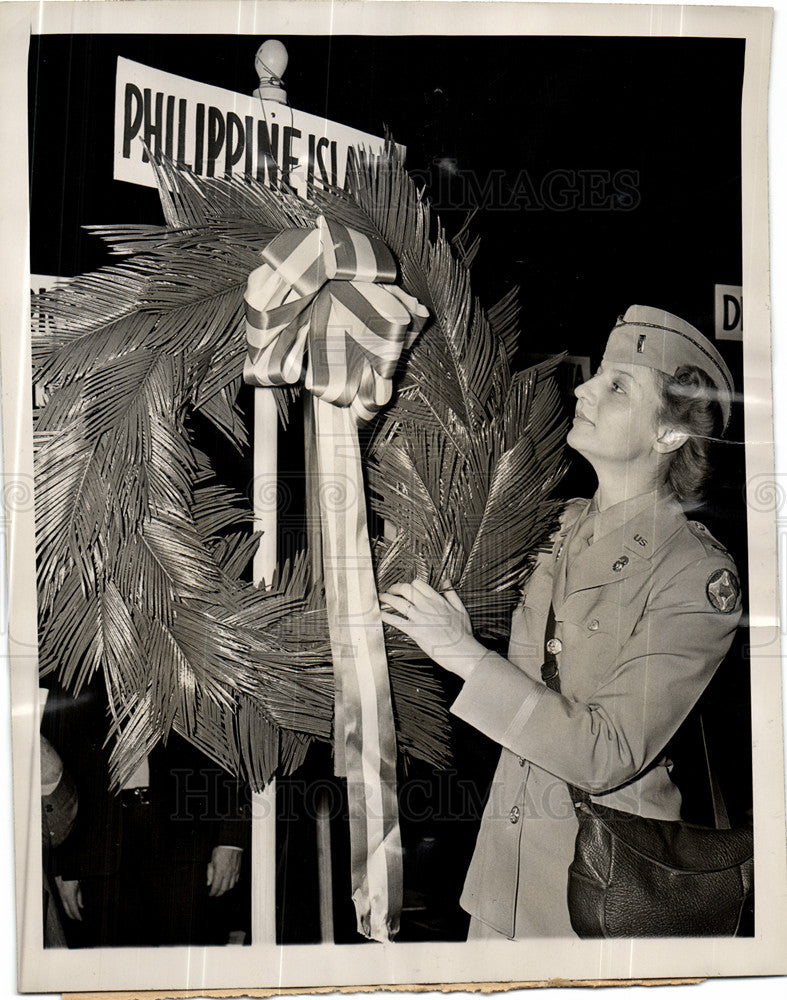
[450,490,742,939]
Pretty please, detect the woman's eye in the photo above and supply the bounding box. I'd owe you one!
[611,380,625,394]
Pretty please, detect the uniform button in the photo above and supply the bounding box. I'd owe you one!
[588,619,600,631]
[509,806,520,824]
[546,637,562,654]
[612,556,629,572]
[518,756,526,767]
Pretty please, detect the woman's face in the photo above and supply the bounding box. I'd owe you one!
[567,360,664,470]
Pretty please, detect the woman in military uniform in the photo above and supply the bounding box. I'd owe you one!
[380,305,742,939]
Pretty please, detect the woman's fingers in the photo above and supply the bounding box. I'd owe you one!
[386,579,442,611]
[442,587,466,612]
[410,578,441,602]
[382,578,463,622]
[386,581,421,605]
[380,610,415,634]
[378,593,412,617]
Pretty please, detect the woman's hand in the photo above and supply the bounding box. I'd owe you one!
[379,579,487,680]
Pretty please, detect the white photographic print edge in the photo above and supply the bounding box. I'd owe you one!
[1,0,785,994]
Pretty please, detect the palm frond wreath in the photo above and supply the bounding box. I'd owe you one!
[32,146,567,790]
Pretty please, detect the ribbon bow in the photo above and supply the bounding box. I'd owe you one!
[245,216,428,422]
[244,218,428,942]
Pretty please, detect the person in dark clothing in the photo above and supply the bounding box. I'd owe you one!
[41,682,251,948]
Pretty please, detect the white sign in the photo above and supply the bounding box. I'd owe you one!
[715,283,743,341]
[114,57,388,197]
[30,275,70,406]
[30,273,69,332]
[31,273,68,294]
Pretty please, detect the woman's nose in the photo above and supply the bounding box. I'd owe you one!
[575,370,599,401]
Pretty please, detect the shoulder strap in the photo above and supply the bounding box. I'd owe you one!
[700,714,731,830]
[540,603,589,805]
[540,604,560,686]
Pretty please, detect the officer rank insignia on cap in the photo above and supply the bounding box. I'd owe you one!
[604,305,735,433]
[706,568,740,613]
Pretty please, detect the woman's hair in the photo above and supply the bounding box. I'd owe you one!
[656,365,723,505]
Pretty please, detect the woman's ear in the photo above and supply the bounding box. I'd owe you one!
[654,425,689,454]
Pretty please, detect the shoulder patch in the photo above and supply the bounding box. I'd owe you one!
[706,568,740,613]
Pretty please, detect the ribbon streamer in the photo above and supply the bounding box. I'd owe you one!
[244,216,428,941]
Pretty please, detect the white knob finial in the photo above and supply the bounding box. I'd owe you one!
[254,40,288,105]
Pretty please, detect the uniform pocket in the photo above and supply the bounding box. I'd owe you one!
[562,597,634,640]
[556,598,638,697]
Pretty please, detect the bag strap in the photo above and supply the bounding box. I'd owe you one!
[539,602,731,826]
[540,604,589,806]
[700,714,731,830]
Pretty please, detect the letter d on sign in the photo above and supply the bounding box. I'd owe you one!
[123,83,144,159]
[715,283,743,342]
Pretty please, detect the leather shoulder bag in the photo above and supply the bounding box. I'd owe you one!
[541,603,754,938]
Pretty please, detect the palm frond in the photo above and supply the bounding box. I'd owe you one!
[35,312,159,389]
[112,531,176,626]
[38,568,103,692]
[146,412,202,511]
[234,697,282,788]
[385,643,453,769]
[451,210,482,269]
[85,221,281,257]
[34,426,111,603]
[32,265,151,336]
[140,505,226,600]
[487,285,522,365]
[148,151,317,231]
[192,373,249,450]
[211,530,261,579]
[191,483,251,538]
[105,693,162,790]
[34,147,567,787]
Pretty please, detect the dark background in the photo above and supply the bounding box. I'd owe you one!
[29,33,750,943]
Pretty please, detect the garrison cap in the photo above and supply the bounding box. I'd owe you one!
[603,305,734,433]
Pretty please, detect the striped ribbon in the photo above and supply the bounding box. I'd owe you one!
[244,216,427,423]
[244,217,428,941]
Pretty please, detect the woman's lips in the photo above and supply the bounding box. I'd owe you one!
[573,410,594,426]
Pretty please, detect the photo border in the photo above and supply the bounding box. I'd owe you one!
[1,1,784,992]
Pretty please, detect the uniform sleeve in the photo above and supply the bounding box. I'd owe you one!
[450,553,741,794]
[216,787,251,851]
[40,684,122,881]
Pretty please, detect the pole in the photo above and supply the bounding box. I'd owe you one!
[249,39,289,946]
[251,388,279,944]
[315,788,335,942]
[249,39,335,946]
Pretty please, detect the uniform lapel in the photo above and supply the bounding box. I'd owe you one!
[565,525,650,594]
[551,499,592,608]
[561,493,685,598]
